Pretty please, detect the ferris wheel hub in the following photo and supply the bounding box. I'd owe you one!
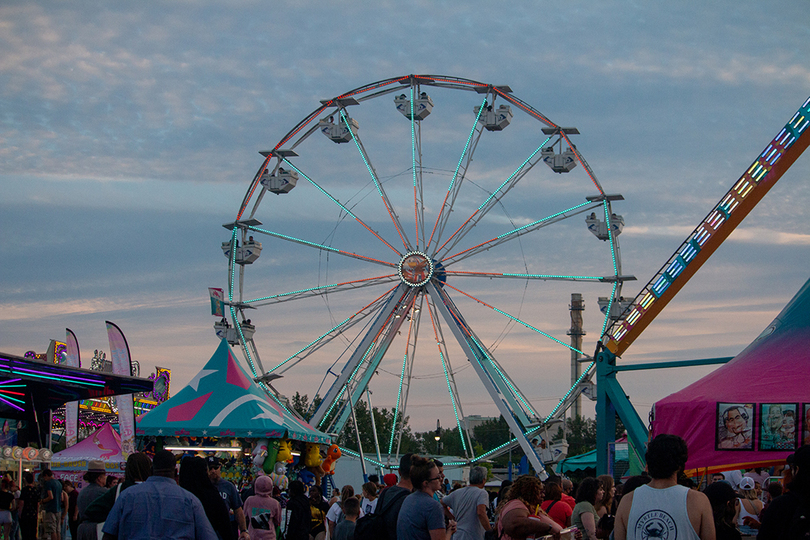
[397,251,434,287]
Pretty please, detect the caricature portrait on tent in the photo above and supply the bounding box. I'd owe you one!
[716,403,754,450]
[759,403,798,451]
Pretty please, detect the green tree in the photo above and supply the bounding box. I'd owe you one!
[551,414,627,457]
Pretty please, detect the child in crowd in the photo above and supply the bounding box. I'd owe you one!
[333,497,359,540]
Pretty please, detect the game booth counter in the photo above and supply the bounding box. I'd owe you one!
[136,339,333,490]
[49,422,125,489]
[652,276,810,477]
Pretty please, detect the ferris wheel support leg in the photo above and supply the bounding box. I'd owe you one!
[427,283,547,478]
[595,348,648,476]
[309,284,412,430]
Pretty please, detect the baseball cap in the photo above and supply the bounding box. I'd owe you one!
[383,473,397,486]
[206,456,221,469]
[739,477,755,490]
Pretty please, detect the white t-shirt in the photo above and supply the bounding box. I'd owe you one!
[360,497,377,515]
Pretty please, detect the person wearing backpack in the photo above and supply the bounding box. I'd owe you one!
[355,453,414,540]
[758,445,810,539]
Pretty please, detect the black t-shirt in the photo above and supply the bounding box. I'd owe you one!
[379,485,410,540]
[0,491,14,512]
[19,486,40,519]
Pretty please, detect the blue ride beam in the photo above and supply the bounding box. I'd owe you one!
[595,348,734,475]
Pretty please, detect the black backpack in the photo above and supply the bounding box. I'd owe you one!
[354,488,409,540]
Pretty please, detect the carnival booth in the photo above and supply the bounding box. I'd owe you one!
[50,422,125,489]
[136,339,332,489]
[652,277,810,475]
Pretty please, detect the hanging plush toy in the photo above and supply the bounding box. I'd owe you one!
[321,444,341,475]
[298,469,316,488]
[269,462,289,490]
[262,439,279,474]
[252,439,269,469]
[303,443,321,467]
[276,439,294,464]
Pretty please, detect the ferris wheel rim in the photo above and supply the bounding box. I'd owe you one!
[223,74,625,466]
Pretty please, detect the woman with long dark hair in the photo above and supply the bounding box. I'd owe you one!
[571,477,604,540]
[179,456,233,540]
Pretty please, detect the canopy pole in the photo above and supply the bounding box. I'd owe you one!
[344,386,368,482]
[366,389,383,473]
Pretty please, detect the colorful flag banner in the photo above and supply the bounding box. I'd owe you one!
[209,287,225,317]
[106,321,136,457]
[64,329,81,447]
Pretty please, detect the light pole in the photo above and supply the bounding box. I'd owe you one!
[434,419,441,455]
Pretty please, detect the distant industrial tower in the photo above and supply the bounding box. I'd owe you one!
[568,294,585,419]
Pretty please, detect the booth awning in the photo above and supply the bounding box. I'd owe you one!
[136,340,330,443]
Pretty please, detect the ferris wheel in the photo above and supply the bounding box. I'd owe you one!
[219,75,630,472]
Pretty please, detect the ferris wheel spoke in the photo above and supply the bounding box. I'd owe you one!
[280,159,403,257]
[425,295,474,457]
[340,109,412,251]
[388,294,422,456]
[444,270,613,283]
[408,86,427,252]
[242,275,398,308]
[442,200,600,266]
[310,284,414,431]
[433,136,553,258]
[245,225,396,269]
[427,97,488,255]
[443,282,585,356]
[268,286,398,375]
[428,284,538,423]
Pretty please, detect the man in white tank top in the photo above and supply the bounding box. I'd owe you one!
[614,434,715,540]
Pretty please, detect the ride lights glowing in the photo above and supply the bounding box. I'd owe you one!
[397,252,434,287]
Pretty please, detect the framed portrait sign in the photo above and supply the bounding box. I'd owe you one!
[716,403,754,450]
[803,404,810,447]
[759,403,799,451]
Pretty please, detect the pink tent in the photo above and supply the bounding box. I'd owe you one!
[651,278,810,474]
[50,423,125,489]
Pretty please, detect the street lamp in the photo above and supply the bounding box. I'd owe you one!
[434,419,441,455]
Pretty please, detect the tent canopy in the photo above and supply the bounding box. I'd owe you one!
[50,422,125,471]
[652,277,810,474]
[136,340,330,444]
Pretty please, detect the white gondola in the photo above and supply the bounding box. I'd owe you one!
[541,147,578,173]
[473,104,513,131]
[598,296,634,321]
[394,92,434,120]
[260,167,298,194]
[221,236,262,264]
[586,212,624,240]
[319,115,359,143]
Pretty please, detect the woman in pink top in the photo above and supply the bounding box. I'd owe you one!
[243,475,282,540]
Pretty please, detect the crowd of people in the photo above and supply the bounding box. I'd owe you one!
[0,435,808,539]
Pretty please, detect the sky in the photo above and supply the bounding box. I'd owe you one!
[2,1,810,437]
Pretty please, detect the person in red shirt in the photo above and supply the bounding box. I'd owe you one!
[540,482,573,528]
[547,476,576,510]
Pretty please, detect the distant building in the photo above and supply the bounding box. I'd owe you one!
[463,415,497,432]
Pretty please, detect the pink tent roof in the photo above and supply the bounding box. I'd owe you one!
[651,277,810,474]
[50,423,125,468]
